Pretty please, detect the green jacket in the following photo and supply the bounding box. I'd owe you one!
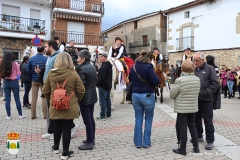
[42,68,85,120]
[170,73,200,114]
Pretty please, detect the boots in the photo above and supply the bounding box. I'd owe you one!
[193,147,200,153]
[172,148,186,156]
[78,143,93,150]
[61,149,74,160]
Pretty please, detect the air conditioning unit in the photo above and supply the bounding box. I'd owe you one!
[91,4,101,12]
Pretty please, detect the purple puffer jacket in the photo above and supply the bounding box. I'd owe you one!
[221,72,234,87]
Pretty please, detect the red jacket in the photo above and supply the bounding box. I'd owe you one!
[221,72,234,87]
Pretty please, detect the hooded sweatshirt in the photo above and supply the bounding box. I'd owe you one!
[97,61,112,91]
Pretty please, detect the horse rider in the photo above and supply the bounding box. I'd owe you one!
[152,48,163,67]
[182,48,193,61]
[64,40,78,66]
[53,36,65,52]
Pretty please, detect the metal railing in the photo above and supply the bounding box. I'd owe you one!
[176,36,194,50]
[128,40,157,48]
[52,0,104,14]
[52,30,102,46]
[0,14,45,34]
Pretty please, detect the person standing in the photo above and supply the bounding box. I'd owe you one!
[20,56,31,109]
[53,36,65,52]
[231,67,237,98]
[129,50,160,148]
[76,50,98,150]
[0,52,26,120]
[26,46,48,119]
[221,69,234,98]
[170,60,200,155]
[193,52,218,150]
[42,52,85,160]
[64,40,78,66]
[170,65,176,84]
[96,52,112,120]
[0,54,3,97]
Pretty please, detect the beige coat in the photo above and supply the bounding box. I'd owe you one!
[42,68,85,120]
[170,73,200,113]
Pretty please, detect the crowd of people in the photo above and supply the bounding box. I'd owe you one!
[0,36,237,158]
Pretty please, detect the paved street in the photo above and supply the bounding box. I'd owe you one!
[0,87,239,160]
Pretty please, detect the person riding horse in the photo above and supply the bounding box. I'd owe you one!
[152,48,163,67]
[182,48,193,61]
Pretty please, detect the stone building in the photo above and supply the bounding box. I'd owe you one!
[0,0,51,62]
[164,0,240,67]
[102,11,167,60]
[52,0,104,51]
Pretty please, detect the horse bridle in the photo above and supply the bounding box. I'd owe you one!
[90,52,98,66]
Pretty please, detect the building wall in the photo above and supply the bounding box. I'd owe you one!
[0,37,31,58]
[168,49,240,68]
[0,0,51,40]
[167,0,240,52]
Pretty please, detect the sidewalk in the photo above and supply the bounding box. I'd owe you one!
[0,88,239,160]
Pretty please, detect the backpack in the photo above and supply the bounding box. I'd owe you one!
[51,78,74,110]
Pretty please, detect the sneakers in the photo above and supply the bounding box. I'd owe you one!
[205,143,214,150]
[71,123,79,138]
[190,137,204,143]
[78,143,93,150]
[19,114,26,119]
[42,133,53,139]
[61,150,74,160]
[96,117,106,120]
[52,145,59,154]
[6,116,11,120]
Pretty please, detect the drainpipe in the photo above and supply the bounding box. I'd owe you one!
[162,12,168,59]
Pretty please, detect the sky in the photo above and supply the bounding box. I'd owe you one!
[102,0,194,31]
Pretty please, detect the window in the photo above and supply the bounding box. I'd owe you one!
[142,35,148,46]
[2,4,20,17]
[134,21,137,29]
[184,11,190,19]
[2,50,20,63]
[30,9,41,29]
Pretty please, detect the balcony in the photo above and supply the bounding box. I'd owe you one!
[52,0,104,16]
[52,30,102,46]
[176,36,194,50]
[0,14,46,39]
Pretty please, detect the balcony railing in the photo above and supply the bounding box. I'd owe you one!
[52,0,104,14]
[176,36,194,50]
[52,30,102,46]
[129,40,157,48]
[0,14,46,34]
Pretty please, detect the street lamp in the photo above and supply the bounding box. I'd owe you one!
[100,34,108,44]
[33,23,40,36]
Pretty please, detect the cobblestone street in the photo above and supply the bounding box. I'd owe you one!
[0,87,239,160]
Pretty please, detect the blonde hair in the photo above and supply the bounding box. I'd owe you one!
[181,60,195,73]
[54,52,74,69]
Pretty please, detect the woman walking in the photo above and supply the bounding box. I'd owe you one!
[42,52,85,160]
[170,60,200,155]
[20,56,31,109]
[0,52,26,120]
[76,50,98,150]
[129,50,160,148]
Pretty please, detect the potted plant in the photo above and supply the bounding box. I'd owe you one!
[2,14,7,21]
[27,26,32,31]
[11,18,16,22]
[40,28,45,35]
[15,19,20,23]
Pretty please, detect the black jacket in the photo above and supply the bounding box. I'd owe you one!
[20,62,31,82]
[194,62,219,102]
[97,61,112,91]
[76,61,98,105]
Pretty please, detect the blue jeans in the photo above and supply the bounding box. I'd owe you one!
[227,81,234,96]
[23,81,32,105]
[132,93,155,147]
[98,87,111,118]
[3,79,22,116]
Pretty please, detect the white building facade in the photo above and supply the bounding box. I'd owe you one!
[165,0,240,67]
[0,0,52,60]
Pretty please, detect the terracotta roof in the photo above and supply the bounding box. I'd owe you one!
[163,0,210,14]
[102,10,162,33]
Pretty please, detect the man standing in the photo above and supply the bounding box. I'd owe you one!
[170,65,176,84]
[96,52,112,120]
[26,46,47,119]
[193,52,218,150]
[53,36,65,52]
[64,40,78,66]
[152,48,163,67]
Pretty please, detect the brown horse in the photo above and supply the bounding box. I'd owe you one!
[154,59,171,103]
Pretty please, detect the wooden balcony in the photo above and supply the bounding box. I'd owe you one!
[52,0,104,14]
[52,30,102,46]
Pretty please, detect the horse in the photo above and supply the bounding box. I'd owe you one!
[154,59,171,103]
[90,48,130,110]
[23,45,38,58]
